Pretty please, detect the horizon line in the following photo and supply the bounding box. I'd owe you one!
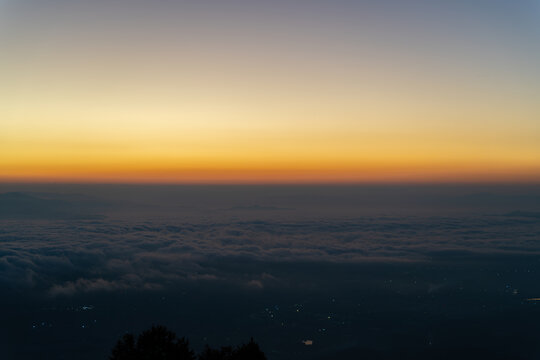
[1,180,540,187]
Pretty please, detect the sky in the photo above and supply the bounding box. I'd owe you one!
[1,0,539,183]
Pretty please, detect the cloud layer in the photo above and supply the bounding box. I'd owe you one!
[1,211,539,296]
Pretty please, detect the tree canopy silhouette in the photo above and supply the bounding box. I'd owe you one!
[110,325,266,360]
[198,338,266,360]
[110,325,195,360]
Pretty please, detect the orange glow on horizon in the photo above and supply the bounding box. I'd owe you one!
[2,162,539,184]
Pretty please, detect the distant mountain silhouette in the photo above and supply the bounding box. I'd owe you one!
[110,325,266,360]
[0,192,105,219]
[221,205,294,211]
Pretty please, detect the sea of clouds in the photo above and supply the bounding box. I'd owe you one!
[1,192,539,297]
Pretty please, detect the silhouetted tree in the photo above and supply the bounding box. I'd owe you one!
[197,345,229,360]
[110,326,266,360]
[198,338,266,360]
[110,326,195,360]
[110,333,136,360]
[231,338,266,360]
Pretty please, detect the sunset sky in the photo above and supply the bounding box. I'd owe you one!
[1,0,539,183]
